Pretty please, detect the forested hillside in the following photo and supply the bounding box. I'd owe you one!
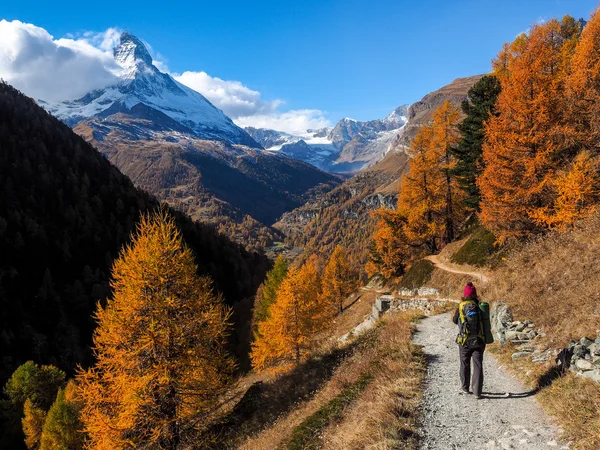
[277,76,481,273]
[0,82,269,385]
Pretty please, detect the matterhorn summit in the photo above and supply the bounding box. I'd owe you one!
[41,32,259,147]
[113,32,155,76]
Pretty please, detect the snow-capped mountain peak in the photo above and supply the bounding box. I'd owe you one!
[246,104,411,173]
[383,105,409,125]
[114,32,155,74]
[41,32,260,148]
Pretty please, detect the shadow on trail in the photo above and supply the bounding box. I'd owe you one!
[480,389,538,399]
[480,364,565,400]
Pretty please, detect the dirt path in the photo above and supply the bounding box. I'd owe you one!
[413,313,567,449]
[425,255,490,283]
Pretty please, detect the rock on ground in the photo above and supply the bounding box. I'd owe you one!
[413,313,568,450]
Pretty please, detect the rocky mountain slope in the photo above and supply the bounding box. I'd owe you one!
[74,113,339,250]
[276,76,482,270]
[245,105,409,173]
[44,32,340,251]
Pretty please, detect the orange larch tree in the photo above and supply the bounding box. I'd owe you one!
[77,211,234,450]
[367,102,464,278]
[250,260,327,372]
[367,209,410,279]
[321,245,358,314]
[531,151,600,230]
[429,100,464,244]
[479,17,581,241]
[396,122,444,254]
[567,8,600,149]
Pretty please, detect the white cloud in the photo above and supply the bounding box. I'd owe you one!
[174,70,281,119]
[0,20,331,134]
[0,20,121,101]
[174,72,331,134]
[234,110,331,136]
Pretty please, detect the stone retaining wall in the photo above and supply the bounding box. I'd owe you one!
[371,294,452,322]
[491,302,600,383]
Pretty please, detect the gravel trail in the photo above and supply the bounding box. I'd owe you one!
[414,313,568,450]
[425,255,490,283]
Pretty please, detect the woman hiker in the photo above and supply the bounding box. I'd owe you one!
[452,281,486,399]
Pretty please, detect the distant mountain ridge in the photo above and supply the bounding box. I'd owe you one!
[245,105,409,173]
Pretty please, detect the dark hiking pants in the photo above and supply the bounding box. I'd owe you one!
[459,343,485,396]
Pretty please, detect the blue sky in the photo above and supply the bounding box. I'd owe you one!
[2,0,599,130]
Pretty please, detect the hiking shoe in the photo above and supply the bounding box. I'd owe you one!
[459,389,472,395]
[475,395,483,399]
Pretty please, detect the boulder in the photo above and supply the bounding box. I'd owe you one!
[515,323,527,332]
[581,337,594,347]
[532,351,553,363]
[491,303,513,342]
[576,359,594,371]
[516,344,535,352]
[581,370,600,383]
[526,330,537,340]
[505,330,520,341]
[573,344,588,358]
[512,352,532,360]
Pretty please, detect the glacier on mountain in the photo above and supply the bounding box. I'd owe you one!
[245,105,409,173]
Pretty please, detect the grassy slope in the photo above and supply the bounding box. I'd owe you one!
[208,289,425,450]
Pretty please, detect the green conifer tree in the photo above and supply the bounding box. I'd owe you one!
[451,75,501,211]
[253,255,289,332]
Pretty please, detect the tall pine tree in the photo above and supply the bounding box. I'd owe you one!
[451,75,501,211]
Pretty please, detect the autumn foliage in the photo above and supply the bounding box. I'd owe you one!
[479,15,600,239]
[252,254,289,333]
[368,101,465,277]
[77,211,234,449]
[251,259,328,372]
[321,246,359,314]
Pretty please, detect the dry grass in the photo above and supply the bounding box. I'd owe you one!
[330,289,381,338]
[222,307,425,450]
[200,286,410,449]
[538,374,600,449]
[486,216,600,346]
[238,327,381,450]
[320,311,425,450]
